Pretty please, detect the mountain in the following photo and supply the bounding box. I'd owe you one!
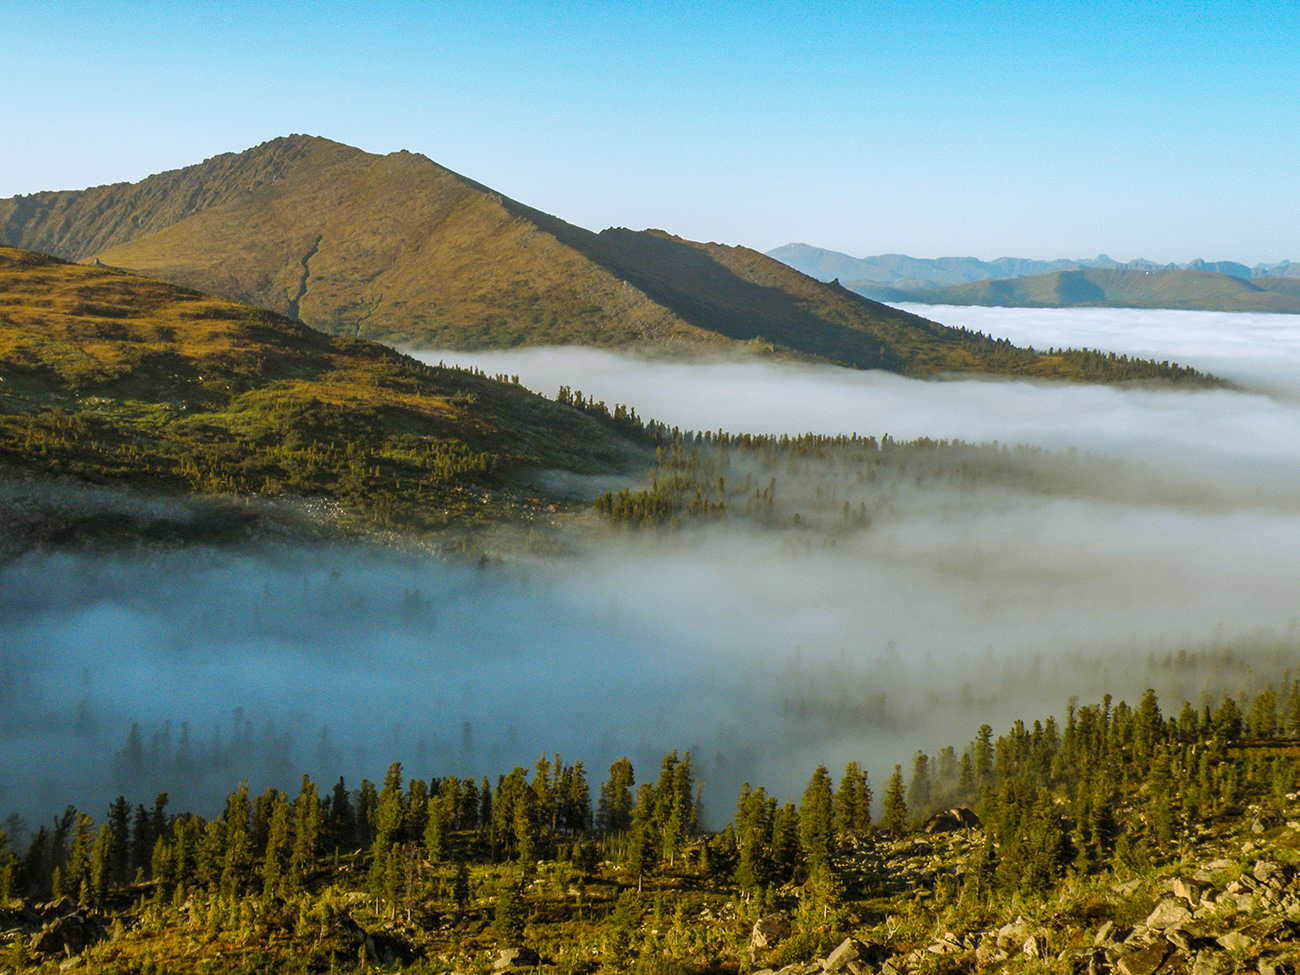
[769,243,1300,310]
[875,268,1300,314]
[0,245,649,544]
[0,136,1204,381]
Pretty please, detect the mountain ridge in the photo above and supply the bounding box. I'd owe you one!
[879,267,1300,314]
[0,136,1210,381]
[769,242,1298,291]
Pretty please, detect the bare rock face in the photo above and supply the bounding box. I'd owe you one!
[751,912,792,952]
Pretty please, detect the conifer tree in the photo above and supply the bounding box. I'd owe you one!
[424,796,450,864]
[452,858,471,911]
[882,765,908,836]
[65,812,94,903]
[262,792,292,899]
[835,762,872,838]
[770,803,801,883]
[625,785,658,892]
[292,775,322,886]
[596,758,635,833]
[130,803,153,881]
[325,776,356,853]
[87,825,113,907]
[107,796,131,886]
[908,752,932,821]
[799,765,833,869]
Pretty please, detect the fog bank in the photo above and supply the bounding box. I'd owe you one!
[4,306,1299,827]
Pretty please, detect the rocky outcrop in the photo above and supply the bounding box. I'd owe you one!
[921,807,980,834]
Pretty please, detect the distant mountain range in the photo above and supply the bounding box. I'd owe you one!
[768,243,1300,312]
[0,136,1204,380]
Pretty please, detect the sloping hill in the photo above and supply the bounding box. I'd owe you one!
[0,246,647,538]
[0,136,1208,381]
[881,268,1300,313]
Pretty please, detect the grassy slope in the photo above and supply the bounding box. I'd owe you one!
[2,136,1210,382]
[871,268,1300,313]
[0,246,644,536]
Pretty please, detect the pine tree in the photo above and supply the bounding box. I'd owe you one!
[292,775,322,887]
[799,765,833,869]
[84,825,112,907]
[107,796,131,886]
[325,776,356,853]
[882,765,908,837]
[835,762,872,838]
[262,792,292,899]
[908,752,932,821]
[492,885,525,942]
[625,785,657,893]
[65,813,94,904]
[596,758,635,833]
[424,796,450,864]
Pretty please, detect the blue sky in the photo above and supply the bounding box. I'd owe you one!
[3,1,1296,264]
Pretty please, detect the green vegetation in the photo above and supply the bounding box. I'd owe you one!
[593,431,1121,532]
[0,246,644,539]
[6,682,1300,973]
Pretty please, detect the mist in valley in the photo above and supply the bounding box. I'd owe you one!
[4,305,1300,834]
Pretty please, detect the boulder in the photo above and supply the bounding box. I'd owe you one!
[751,912,792,952]
[1116,943,1170,975]
[1258,953,1298,975]
[1251,810,1282,834]
[1145,898,1193,930]
[922,807,981,834]
[1216,931,1252,952]
[823,937,886,973]
[1254,860,1290,887]
[1191,950,1233,975]
[1172,877,1204,906]
[1164,927,1196,953]
[493,946,540,970]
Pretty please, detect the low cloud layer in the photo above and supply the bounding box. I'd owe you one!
[3,307,1299,830]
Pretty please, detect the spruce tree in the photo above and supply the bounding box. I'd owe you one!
[799,765,833,869]
[835,762,872,838]
[882,765,908,836]
[596,758,635,833]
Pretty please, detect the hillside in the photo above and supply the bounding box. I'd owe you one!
[0,136,1210,381]
[0,246,648,544]
[877,268,1300,313]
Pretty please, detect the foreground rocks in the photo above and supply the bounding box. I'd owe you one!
[755,831,1300,975]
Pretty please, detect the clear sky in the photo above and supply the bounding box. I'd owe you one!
[3,0,1296,265]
